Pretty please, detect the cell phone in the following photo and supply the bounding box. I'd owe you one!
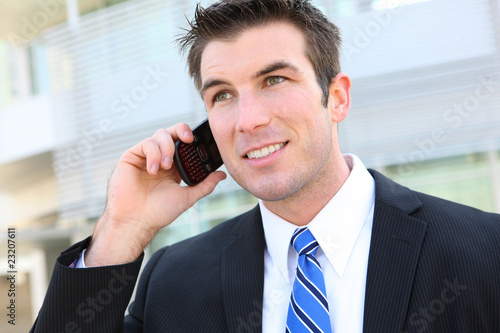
[173,119,223,186]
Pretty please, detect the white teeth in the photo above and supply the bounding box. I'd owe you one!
[247,143,285,159]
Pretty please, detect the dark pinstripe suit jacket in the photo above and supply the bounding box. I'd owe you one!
[31,170,500,332]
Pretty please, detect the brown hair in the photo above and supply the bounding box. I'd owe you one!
[177,0,342,107]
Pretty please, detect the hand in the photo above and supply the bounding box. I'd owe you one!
[85,123,227,266]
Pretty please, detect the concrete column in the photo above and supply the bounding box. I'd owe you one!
[28,249,47,322]
[65,0,80,30]
[12,45,31,100]
[487,149,500,213]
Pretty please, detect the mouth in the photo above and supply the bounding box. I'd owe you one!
[246,142,288,159]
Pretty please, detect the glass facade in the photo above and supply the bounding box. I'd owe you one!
[385,151,499,213]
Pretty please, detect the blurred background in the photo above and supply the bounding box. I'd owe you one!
[0,0,499,331]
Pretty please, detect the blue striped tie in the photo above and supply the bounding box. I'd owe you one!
[286,227,332,333]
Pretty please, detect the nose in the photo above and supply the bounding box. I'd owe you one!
[235,91,271,133]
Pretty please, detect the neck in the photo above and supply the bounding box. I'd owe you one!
[262,153,351,226]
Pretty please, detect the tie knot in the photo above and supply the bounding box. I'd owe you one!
[290,227,319,256]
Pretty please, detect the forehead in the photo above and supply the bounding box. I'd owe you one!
[200,22,310,82]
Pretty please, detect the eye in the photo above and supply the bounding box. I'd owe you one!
[214,91,233,102]
[266,76,284,86]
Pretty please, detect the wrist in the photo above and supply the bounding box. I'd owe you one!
[86,215,155,267]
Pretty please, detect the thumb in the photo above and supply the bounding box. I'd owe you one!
[189,171,227,200]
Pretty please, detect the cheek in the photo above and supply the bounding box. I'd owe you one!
[209,113,234,157]
[284,96,332,145]
[273,88,315,116]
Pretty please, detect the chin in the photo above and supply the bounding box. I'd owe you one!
[228,165,308,202]
[243,178,302,202]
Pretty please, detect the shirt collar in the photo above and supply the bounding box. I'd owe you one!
[260,154,375,281]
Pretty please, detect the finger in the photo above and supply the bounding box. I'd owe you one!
[165,123,194,144]
[141,138,162,175]
[152,129,176,169]
[151,123,195,171]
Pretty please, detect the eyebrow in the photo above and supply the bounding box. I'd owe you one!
[200,79,229,98]
[251,61,300,80]
[200,60,301,97]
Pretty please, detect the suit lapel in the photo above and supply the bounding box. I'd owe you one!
[221,205,266,333]
[363,170,428,333]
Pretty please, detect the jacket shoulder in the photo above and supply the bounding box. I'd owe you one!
[370,169,500,260]
[369,168,500,228]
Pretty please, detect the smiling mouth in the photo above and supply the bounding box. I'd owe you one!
[246,142,287,159]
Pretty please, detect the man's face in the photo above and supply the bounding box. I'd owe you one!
[200,22,341,203]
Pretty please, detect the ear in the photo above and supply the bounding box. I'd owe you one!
[327,73,351,123]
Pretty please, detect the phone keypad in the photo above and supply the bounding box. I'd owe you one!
[178,143,208,183]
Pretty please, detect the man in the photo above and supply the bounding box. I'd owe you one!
[31,0,500,332]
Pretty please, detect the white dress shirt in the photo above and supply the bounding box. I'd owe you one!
[260,154,375,333]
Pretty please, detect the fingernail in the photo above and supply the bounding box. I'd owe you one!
[163,156,172,167]
[150,163,159,174]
